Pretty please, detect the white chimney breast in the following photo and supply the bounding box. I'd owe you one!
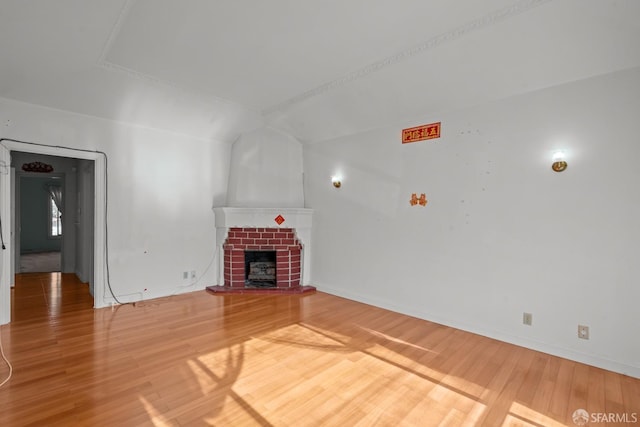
[226,127,304,208]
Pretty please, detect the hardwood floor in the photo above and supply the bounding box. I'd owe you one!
[0,273,638,426]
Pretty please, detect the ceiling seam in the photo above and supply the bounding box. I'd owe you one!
[97,0,134,65]
[262,0,555,117]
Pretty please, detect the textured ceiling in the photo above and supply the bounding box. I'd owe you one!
[1,0,639,143]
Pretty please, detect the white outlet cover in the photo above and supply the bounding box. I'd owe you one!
[578,325,590,339]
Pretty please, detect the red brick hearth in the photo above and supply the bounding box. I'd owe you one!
[206,227,316,294]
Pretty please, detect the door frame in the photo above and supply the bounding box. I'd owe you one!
[0,140,107,324]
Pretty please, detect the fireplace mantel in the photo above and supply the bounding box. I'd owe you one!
[213,207,313,286]
[214,207,313,230]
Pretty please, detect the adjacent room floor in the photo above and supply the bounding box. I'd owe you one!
[19,251,61,273]
[0,273,638,426]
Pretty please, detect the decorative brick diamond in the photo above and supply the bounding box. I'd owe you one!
[274,215,285,225]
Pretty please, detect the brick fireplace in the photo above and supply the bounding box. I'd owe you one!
[223,227,301,288]
[207,208,315,294]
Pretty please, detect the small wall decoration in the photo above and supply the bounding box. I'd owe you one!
[274,214,285,225]
[22,161,54,173]
[402,122,441,144]
[410,193,427,206]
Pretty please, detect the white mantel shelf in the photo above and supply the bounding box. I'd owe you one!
[213,207,314,286]
[213,207,313,229]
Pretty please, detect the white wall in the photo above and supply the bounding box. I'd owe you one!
[226,127,304,208]
[303,67,640,378]
[0,97,231,314]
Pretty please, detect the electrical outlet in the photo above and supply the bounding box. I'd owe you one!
[578,325,589,340]
[523,312,532,326]
[190,270,196,279]
[183,271,189,280]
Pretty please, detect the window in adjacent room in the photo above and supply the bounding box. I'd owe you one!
[49,195,62,237]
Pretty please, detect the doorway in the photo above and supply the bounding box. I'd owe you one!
[12,153,90,276]
[11,152,94,318]
[0,140,108,324]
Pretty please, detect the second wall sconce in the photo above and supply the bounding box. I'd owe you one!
[331,175,342,188]
[551,151,567,172]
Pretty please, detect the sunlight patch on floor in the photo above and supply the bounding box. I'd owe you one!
[504,402,567,427]
[177,322,491,425]
[358,325,440,354]
[139,395,173,427]
[135,321,576,426]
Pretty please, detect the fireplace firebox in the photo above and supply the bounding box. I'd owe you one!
[245,251,276,287]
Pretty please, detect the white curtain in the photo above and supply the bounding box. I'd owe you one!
[46,184,63,214]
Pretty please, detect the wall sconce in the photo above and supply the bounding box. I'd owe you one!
[331,175,342,188]
[551,151,567,172]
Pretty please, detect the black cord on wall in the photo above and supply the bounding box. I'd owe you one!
[0,215,5,250]
[0,138,126,305]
